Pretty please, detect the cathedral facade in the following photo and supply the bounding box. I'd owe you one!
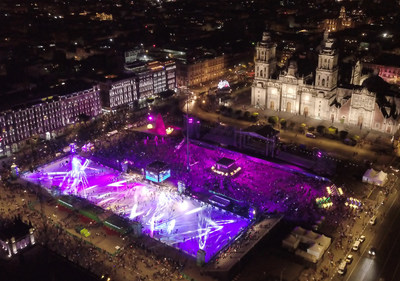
[251,32,400,134]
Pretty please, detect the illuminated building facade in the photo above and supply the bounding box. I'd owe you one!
[321,6,355,32]
[251,32,400,134]
[176,55,225,87]
[363,63,400,86]
[0,87,101,156]
[100,60,176,109]
[100,77,138,110]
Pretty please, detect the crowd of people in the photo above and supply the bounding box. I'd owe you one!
[2,116,385,281]
[0,180,185,281]
[90,132,331,228]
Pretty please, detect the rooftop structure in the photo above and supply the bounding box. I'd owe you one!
[145,161,171,182]
[0,217,35,258]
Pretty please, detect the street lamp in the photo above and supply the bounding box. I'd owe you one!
[186,90,190,171]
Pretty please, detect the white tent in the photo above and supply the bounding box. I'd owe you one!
[362,169,387,186]
[375,171,388,186]
[282,234,300,250]
[292,226,307,237]
[295,249,317,263]
[307,243,324,259]
[315,234,331,251]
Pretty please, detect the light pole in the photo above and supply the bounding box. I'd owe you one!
[186,90,190,171]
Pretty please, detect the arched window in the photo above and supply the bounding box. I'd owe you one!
[286,102,291,112]
[270,101,275,110]
[260,70,263,77]
[321,79,325,87]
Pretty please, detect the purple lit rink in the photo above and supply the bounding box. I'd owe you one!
[22,156,250,262]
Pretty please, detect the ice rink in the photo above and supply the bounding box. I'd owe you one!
[22,155,251,262]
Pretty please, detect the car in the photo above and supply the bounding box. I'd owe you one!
[369,247,376,256]
[359,235,366,243]
[306,132,316,138]
[345,254,353,264]
[352,240,360,251]
[369,216,377,225]
[338,261,347,275]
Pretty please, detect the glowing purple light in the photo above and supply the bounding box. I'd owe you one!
[70,143,76,153]
[22,156,251,262]
[188,118,193,124]
[148,115,153,121]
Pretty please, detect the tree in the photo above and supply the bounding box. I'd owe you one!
[317,125,326,134]
[268,116,279,125]
[328,126,338,134]
[280,119,287,129]
[339,131,348,140]
[78,113,91,124]
[159,89,175,99]
[235,109,242,118]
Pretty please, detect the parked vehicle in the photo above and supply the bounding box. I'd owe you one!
[306,132,316,138]
[345,254,353,264]
[352,240,360,251]
[338,261,347,275]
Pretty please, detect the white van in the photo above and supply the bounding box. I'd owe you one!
[369,216,377,225]
[338,261,347,275]
[352,240,360,251]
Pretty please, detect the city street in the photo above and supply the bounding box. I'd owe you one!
[183,94,397,167]
[331,175,400,281]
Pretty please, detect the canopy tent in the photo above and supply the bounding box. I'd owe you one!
[307,243,324,259]
[292,226,307,237]
[295,249,317,263]
[315,234,331,251]
[282,234,300,250]
[285,226,331,263]
[362,169,388,186]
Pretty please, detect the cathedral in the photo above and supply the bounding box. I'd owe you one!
[251,32,400,134]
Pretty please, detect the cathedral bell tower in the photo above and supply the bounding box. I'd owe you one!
[255,32,277,80]
[315,32,339,91]
[251,32,277,108]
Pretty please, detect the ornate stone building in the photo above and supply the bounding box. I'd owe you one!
[251,32,400,134]
[321,6,355,32]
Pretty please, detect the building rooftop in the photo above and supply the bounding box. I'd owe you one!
[216,157,235,168]
[146,161,169,172]
[0,217,31,241]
